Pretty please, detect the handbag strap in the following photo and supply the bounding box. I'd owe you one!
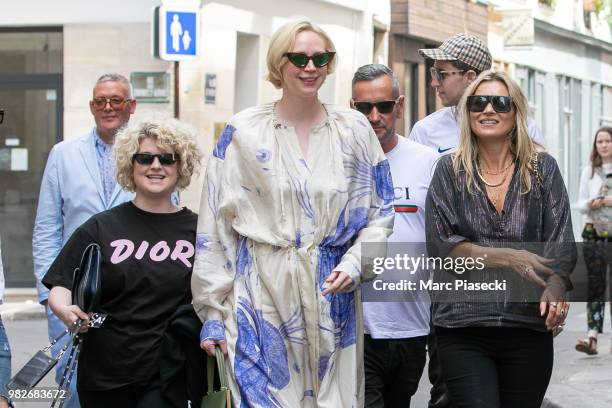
[531,152,543,188]
[41,328,70,353]
[595,166,612,196]
[206,345,228,394]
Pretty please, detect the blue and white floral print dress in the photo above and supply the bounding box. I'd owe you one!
[192,103,394,407]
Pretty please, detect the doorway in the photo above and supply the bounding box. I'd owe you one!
[0,75,62,287]
[0,28,62,288]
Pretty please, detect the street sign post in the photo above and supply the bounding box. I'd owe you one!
[153,4,200,61]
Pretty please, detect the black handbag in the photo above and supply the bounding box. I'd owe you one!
[72,243,102,313]
[6,346,61,391]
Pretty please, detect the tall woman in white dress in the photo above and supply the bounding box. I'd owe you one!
[191,20,394,407]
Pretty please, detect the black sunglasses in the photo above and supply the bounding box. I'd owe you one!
[0,109,3,124]
[132,153,179,166]
[352,99,398,115]
[284,52,335,68]
[466,95,513,113]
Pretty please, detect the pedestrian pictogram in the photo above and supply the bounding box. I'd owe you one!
[153,5,201,61]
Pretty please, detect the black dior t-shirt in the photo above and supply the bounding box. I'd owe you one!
[43,201,197,391]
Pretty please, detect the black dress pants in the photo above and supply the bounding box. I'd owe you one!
[364,334,427,408]
[78,384,165,408]
[435,326,553,408]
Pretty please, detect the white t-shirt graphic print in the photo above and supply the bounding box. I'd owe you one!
[363,136,439,339]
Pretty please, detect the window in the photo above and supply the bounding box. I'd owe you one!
[0,29,62,75]
[373,28,386,65]
[557,75,582,208]
[234,33,260,113]
[515,66,546,135]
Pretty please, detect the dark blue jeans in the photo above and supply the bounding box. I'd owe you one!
[0,318,11,404]
[435,326,553,408]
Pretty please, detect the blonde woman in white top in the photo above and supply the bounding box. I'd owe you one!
[576,126,612,355]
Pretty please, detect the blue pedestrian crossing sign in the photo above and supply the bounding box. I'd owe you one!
[154,5,200,61]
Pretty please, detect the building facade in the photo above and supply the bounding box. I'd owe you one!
[488,0,612,235]
[0,0,389,287]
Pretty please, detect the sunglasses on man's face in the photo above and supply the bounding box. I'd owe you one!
[352,100,397,115]
[132,153,179,166]
[466,95,513,113]
[430,67,465,82]
[284,52,335,68]
[91,96,133,111]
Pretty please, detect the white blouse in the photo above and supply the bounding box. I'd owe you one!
[577,163,612,222]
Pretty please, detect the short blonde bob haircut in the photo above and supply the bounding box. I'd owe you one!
[114,119,203,192]
[266,20,337,89]
[454,70,541,195]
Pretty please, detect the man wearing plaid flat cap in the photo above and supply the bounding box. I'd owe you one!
[410,33,545,155]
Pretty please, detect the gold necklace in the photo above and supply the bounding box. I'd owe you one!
[481,160,514,175]
[476,167,508,187]
[488,187,502,207]
[478,163,514,209]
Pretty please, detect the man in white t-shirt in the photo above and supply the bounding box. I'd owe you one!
[410,33,545,154]
[352,64,439,407]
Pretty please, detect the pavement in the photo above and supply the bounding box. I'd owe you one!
[540,302,612,408]
[0,301,610,407]
[0,301,45,322]
[1,305,55,408]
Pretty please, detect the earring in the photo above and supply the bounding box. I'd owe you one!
[507,125,516,139]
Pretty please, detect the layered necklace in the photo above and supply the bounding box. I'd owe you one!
[476,158,514,208]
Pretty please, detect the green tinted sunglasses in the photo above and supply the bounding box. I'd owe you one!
[283,52,335,68]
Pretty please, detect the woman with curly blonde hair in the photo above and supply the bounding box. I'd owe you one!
[43,119,202,407]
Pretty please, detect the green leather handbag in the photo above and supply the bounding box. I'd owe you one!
[201,346,233,408]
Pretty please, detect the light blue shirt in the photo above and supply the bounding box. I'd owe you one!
[0,235,4,303]
[93,131,116,205]
[33,129,135,303]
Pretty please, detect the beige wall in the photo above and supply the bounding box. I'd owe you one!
[63,23,175,140]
